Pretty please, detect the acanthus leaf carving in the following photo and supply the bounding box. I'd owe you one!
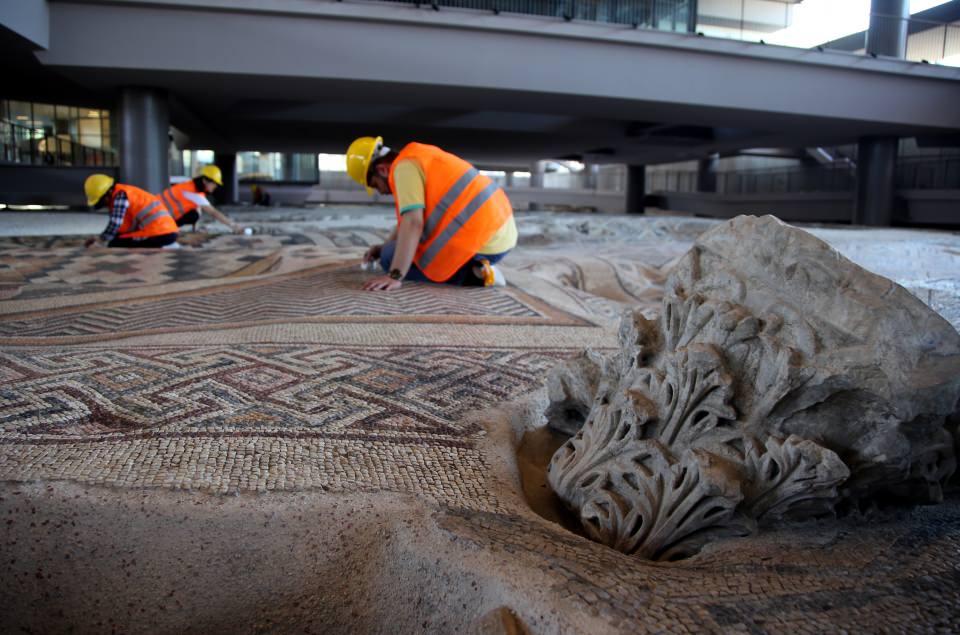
[551,439,753,561]
[739,434,850,523]
[548,396,645,503]
[629,345,736,447]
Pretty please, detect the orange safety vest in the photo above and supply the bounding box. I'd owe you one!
[112,184,179,239]
[389,143,513,282]
[158,180,201,222]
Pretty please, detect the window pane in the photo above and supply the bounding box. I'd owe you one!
[8,100,31,124]
[100,114,112,150]
[59,138,73,166]
[8,101,32,163]
[32,104,56,165]
[33,103,54,134]
[1,120,12,162]
[35,135,52,165]
[78,110,102,151]
[54,104,71,136]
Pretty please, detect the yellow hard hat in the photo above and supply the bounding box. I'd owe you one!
[84,174,115,207]
[346,136,383,196]
[200,164,223,186]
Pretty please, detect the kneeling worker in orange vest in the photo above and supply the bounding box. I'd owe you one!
[82,174,179,249]
[347,136,517,292]
[158,165,243,233]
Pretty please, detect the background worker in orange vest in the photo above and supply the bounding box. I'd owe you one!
[158,165,243,233]
[347,136,517,292]
[82,174,179,249]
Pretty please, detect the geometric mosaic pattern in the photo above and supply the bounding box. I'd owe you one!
[0,226,601,507]
[0,345,563,444]
[0,344,571,505]
[0,245,270,290]
[0,268,586,341]
[0,228,391,251]
[0,215,623,512]
[0,228,393,301]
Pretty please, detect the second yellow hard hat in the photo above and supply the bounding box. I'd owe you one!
[84,174,115,207]
[200,164,223,186]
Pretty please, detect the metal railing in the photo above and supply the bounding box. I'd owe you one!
[307,167,628,191]
[646,169,698,193]
[716,165,856,195]
[897,156,960,190]
[370,0,960,66]
[649,156,960,195]
[381,0,695,30]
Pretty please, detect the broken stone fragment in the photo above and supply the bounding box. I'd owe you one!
[544,215,960,559]
[543,349,609,437]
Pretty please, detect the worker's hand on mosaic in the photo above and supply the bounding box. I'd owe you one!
[362,275,402,292]
[83,237,99,249]
[362,244,382,264]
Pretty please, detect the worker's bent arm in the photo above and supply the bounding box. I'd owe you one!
[389,209,424,277]
[201,205,240,231]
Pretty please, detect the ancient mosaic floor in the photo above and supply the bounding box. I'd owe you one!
[2,208,960,633]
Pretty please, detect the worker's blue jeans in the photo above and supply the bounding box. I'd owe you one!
[378,241,509,285]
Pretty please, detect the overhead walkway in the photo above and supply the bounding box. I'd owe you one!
[17,0,960,165]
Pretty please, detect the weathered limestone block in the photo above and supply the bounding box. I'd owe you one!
[546,215,960,559]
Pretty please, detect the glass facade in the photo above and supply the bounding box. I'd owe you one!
[236,152,319,183]
[170,149,215,181]
[0,100,116,167]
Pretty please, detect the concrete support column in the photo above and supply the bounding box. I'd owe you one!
[686,0,699,33]
[584,164,600,190]
[214,151,238,205]
[866,0,909,57]
[697,154,720,192]
[853,0,906,226]
[625,165,646,214]
[118,87,169,193]
[281,153,299,182]
[529,161,546,188]
[504,171,514,188]
[855,137,898,226]
[529,160,547,211]
[697,153,719,193]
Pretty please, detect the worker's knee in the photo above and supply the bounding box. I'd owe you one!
[379,241,397,272]
[176,210,200,227]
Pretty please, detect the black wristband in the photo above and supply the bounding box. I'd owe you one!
[388,268,403,280]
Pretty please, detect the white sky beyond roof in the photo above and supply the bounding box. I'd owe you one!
[767,0,952,48]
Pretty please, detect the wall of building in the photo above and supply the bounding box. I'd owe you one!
[0,0,49,48]
[0,165,118,206]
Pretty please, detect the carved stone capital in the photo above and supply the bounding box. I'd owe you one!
[544,216,960,559]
